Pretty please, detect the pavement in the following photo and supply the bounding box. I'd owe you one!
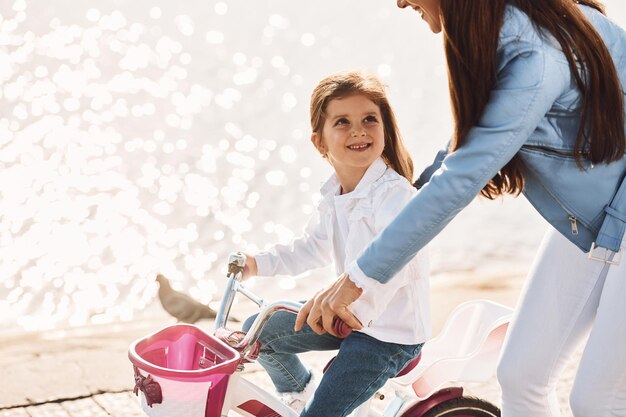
[0,316,165,416]
[1,272,582,416]
[0,310,339,417]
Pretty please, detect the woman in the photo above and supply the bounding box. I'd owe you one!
[295,1,626,416]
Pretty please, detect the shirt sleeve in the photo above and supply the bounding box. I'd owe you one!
[255,208,334,277]
[353,32,570,288]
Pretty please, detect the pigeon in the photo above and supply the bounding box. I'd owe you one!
[155,274,237,323]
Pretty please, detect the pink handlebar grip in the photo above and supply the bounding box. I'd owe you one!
[333,318,352,338]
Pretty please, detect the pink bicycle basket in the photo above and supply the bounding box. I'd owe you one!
[129,324,240,417]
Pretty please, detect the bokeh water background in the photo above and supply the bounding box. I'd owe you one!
[1,0,625,334]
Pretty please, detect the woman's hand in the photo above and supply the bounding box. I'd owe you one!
[242,254,257,281]
[294,273,363,336]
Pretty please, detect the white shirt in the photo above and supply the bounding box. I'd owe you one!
[332,193,351,270]
[255,158,431,345]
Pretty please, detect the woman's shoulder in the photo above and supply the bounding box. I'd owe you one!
[499,4,539,43]
[500,3,624,45]
[579,5,626,50]
[497,4,566,68]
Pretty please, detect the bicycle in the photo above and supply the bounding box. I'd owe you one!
[129,252,513,417]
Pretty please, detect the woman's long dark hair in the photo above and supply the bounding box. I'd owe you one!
[441,0,625,198]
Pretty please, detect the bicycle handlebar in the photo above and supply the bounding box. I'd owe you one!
[333,318,352,338]
[214,252,352,355]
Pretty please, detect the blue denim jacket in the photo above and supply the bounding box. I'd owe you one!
[354,4,626,283]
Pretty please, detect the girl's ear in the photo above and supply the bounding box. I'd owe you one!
[311,132,326,156]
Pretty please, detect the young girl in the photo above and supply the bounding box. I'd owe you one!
[241,70,430,417]
[299,1,626,416]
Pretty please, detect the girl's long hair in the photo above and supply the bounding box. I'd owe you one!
[441,0,625,198]
[309,70,414,181]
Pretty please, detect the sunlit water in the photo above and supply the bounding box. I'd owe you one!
[1,1,625,334]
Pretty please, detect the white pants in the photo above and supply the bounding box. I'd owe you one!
[497,228,626,417]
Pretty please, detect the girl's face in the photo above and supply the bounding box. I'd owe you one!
[312,94,385,191]
[396,0,442,33]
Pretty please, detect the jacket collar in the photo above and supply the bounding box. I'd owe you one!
[319,157,389,201]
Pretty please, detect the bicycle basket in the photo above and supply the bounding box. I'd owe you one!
[128,323,240,417]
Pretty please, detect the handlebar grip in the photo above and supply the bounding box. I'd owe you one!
[227,251,247,277]
[333,318,352,338]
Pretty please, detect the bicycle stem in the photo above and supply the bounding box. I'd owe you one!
[214,252,247,331]
[214,252,304,356]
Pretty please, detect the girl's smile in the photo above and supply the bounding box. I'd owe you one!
[347,143,372,151]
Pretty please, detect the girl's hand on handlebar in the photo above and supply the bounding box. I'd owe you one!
[241,253,257,281]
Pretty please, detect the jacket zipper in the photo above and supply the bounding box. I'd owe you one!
[521,145,578,158]
[522,145,592,236]
[568,215,579,235]
[528,185,582,236]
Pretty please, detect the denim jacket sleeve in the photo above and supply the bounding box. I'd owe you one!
[349,28,570,286]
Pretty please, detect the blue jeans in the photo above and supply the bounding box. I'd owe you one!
[243,309,423,417]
